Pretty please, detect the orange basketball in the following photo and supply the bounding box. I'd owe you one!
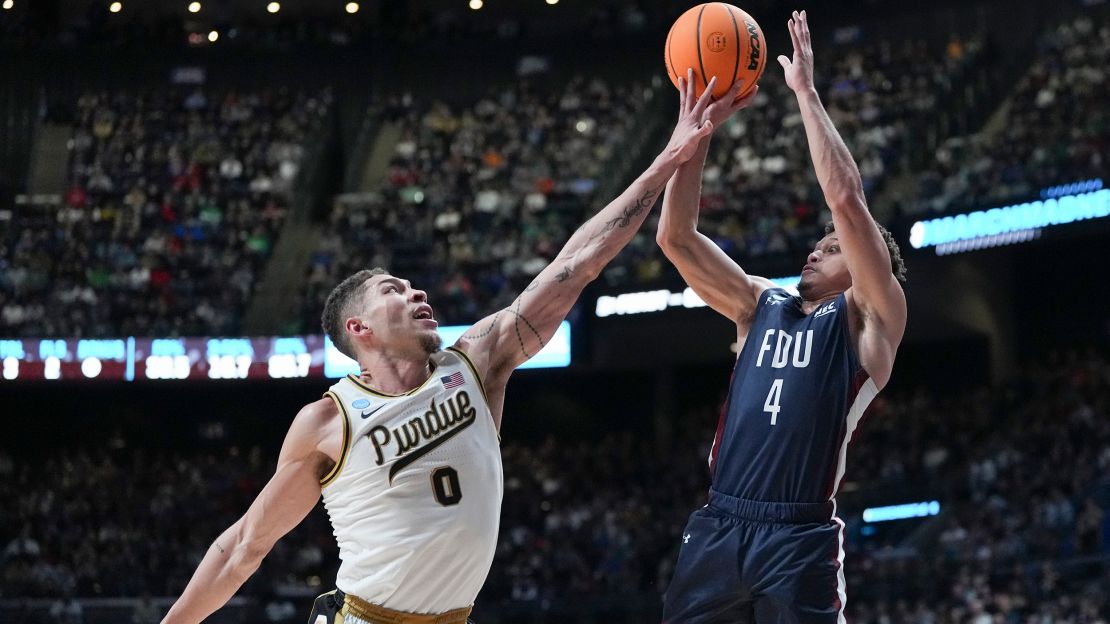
[665,3,767,101]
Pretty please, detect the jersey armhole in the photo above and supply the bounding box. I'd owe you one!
[445,346,489,404]
[838,291,866,376]
[319,391,352,488]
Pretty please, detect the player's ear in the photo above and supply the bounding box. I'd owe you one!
[345,317,373,339]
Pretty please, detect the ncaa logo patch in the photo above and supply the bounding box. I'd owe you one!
[352,398,370,410]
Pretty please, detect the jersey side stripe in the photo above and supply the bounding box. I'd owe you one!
[829,373,877,498]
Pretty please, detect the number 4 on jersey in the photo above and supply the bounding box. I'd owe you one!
[764,378,784,425]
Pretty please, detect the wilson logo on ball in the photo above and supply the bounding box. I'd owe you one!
[706,32,727,53]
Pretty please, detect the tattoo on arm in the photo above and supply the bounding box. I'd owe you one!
[509,296,544,359]
[586,186,662,246]
[554,265,574,282]
[472,185,659,360]
[215,541,226,554]
[462,310,502,340]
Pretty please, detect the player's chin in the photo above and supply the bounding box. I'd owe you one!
[418,329,443,354]
[797,274,817,297]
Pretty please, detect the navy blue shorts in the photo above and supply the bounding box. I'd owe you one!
[662,490,846,624]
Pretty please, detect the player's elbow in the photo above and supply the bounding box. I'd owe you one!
[825,185,867,215]
[656,227,689,254]
[230,533,272,580]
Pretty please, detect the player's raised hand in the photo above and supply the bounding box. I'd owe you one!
[702,80,760,129]
[777,10,815,93]
[666,69,718,163]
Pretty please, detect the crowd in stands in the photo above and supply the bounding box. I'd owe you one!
[910,14,1110,215]
[300,32,987,329]
[842,348,1110,622]
[684,34,985,262]
[3,349,1108,622]
[0,89,329,339]
[299,77,651,327]
[4,27,996,337]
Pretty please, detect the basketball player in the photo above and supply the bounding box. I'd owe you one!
[657,11,907,623]
[162,79,721,624]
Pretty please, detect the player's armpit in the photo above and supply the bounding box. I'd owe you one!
[456,182,671,382]
[454,250,591,385]
[828,207,907,343]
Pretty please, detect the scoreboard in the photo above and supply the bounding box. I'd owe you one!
[0,322,572,382]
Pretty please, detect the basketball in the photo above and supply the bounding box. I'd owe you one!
[665,2,767,101]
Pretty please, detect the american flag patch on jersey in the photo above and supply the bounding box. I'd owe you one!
[441,371,465,389]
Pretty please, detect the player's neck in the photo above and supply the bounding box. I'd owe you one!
[799,292,839,315]
[355,349,434,395]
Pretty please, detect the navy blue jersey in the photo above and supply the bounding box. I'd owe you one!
[709,288,877,503]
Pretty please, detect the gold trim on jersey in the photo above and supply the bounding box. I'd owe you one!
[345,364,439,398]
[342,592,472,624]
[445,346,488,404]
[319,391,351,488]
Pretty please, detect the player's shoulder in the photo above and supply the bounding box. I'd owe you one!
[749,275,778,294]
[282,397,344,463]
[289,397,342,439]
[445,338,500,383]
[300,396,341,421]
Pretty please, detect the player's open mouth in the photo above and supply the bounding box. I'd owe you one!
[412,306,436,323]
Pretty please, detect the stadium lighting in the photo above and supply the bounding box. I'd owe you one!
[594,278,800,318]
[208,30,219,42]
[109,1,122,13]
[546,0,559,4]
[266,1,280,13]
[345,2,359,13]
[862,501,941,523]
[469,0,483,9]
[1,1,13,10]
[188,1,201,13]
[909,184,1109,253]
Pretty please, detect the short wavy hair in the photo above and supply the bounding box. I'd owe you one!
[321,268,388,359]
[824,221,907,283]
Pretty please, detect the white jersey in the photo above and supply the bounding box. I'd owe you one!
[319,347,503,614]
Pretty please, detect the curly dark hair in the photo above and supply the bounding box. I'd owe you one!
[321,267,389,359]
[824,221,907,283]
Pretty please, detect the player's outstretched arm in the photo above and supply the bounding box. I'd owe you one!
[657,70,773,325]
[162,400,341,624]
[454,77,718,405]
[779,10,906,335]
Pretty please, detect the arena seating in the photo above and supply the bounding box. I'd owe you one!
[0,89,330,338]
[4,350,1106,621]
[302,33,989,331]
[910,14,1109,215]
[299,77,650,328]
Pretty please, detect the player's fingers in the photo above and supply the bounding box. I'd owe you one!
[697,119,714,139]
[777,55,790,71]
[735,85,759,107]
[726,80,745,106]
[788,18,801,52]
[728,79,744,100]
[693,76,717,116]
[677,77,686,113]
[800,10,811,47]
[686,68,697,114]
